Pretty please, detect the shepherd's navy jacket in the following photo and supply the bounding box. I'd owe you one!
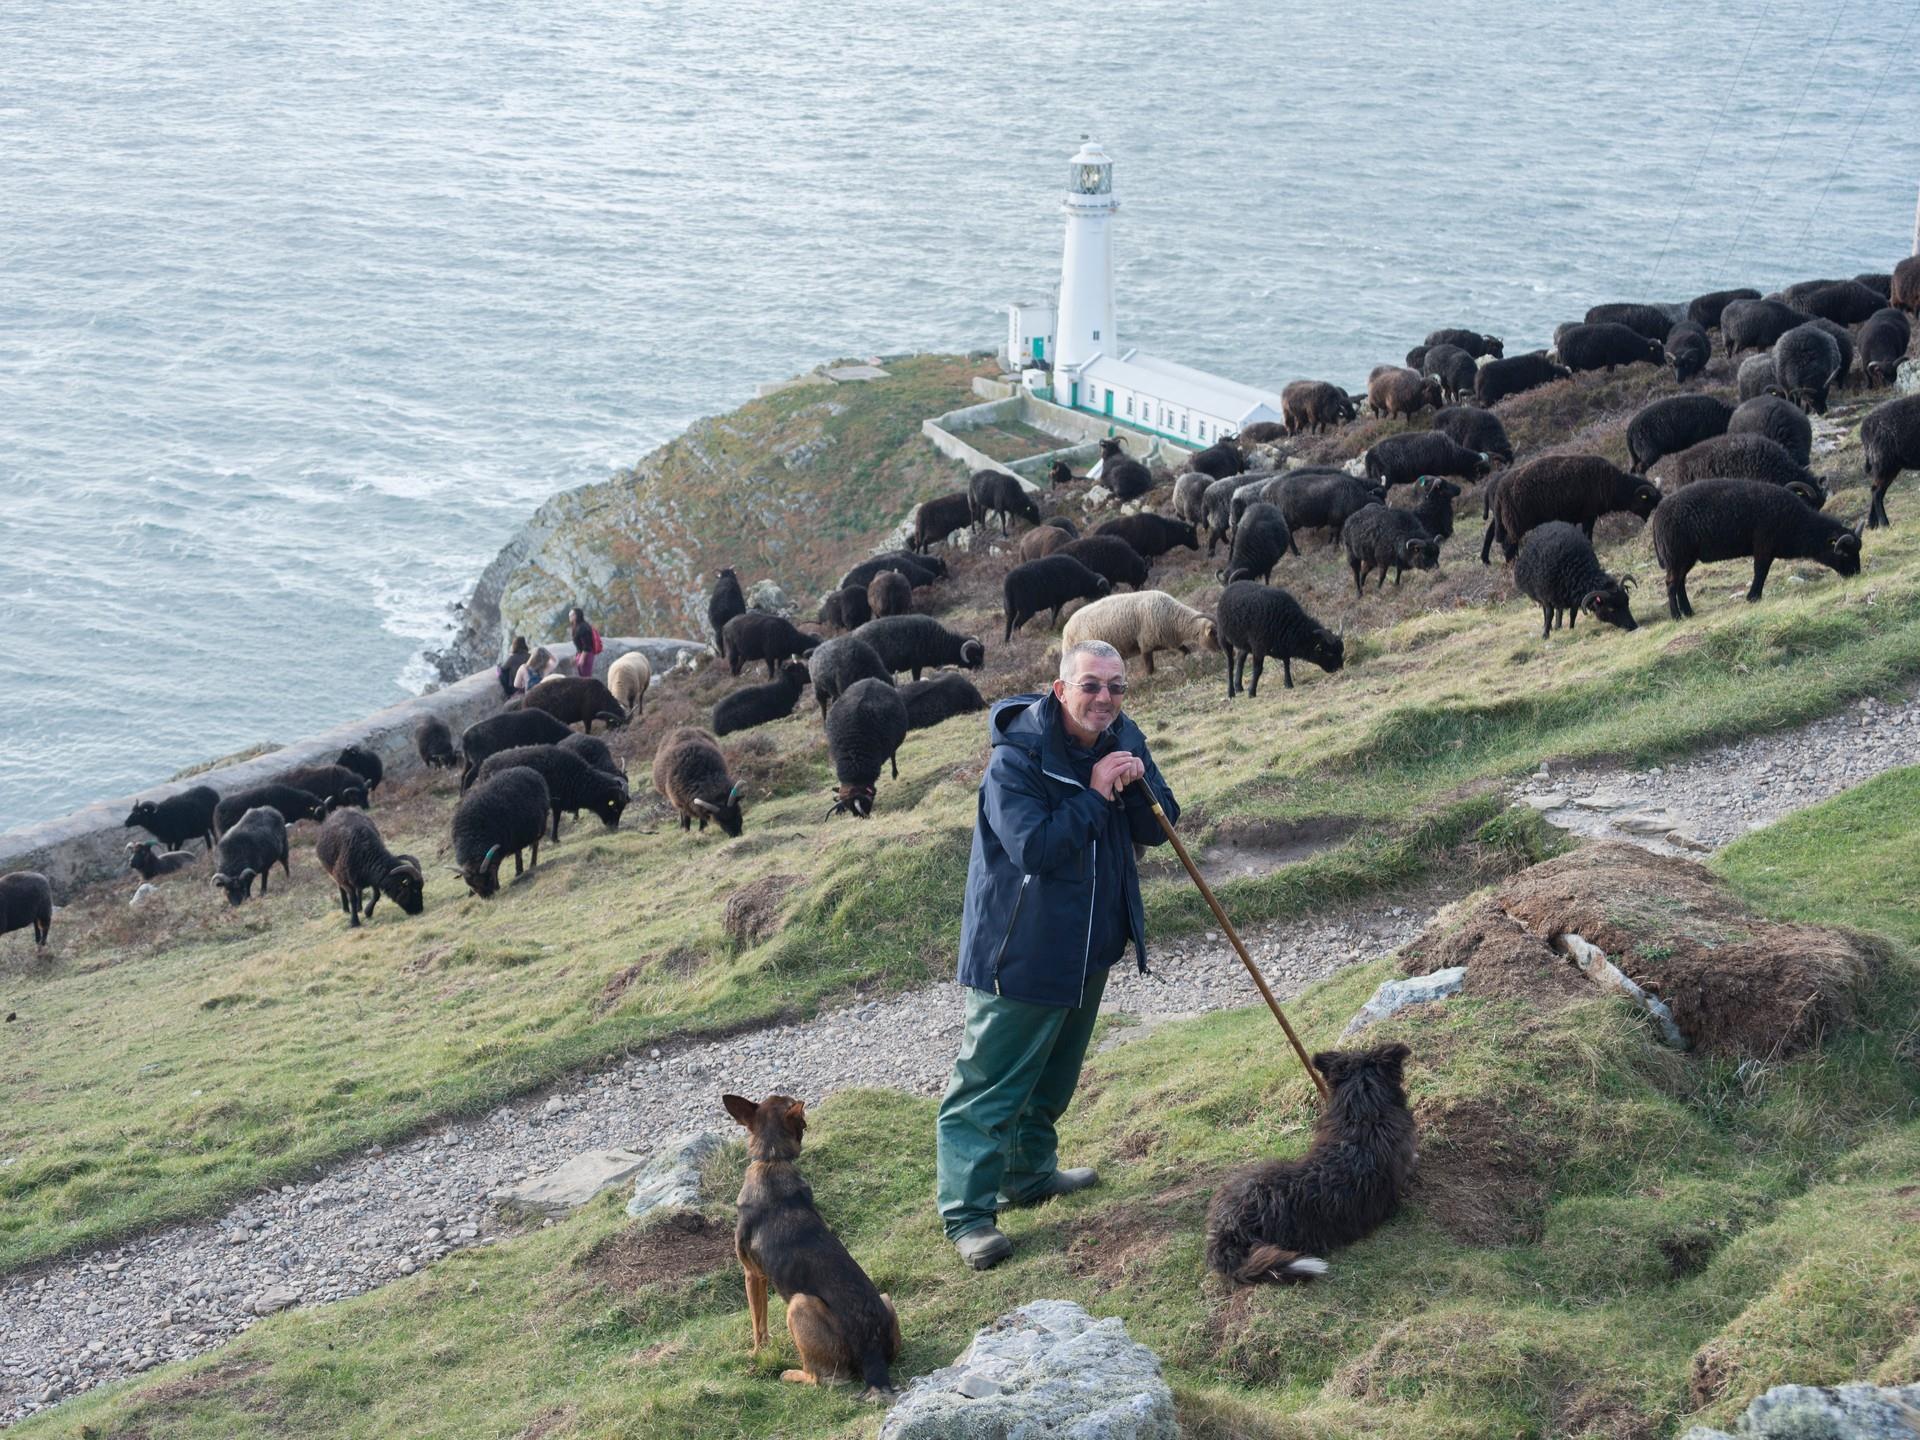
[955,691,1179,1008]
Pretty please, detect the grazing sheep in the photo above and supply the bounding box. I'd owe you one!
[1855,272,1893,299]
[451,766,552,895]
[1475,352,1572,406]
[1216,582,1344,698]
[968,469,1042,534]
[210,806,290,906]
[1094,512,1199,559]
[714,661,811,737]
[1685,288,1762,330]
[1001,555,1113,640]
[415,714,460,770]
[1047,460,1076,486]
[1366,366,1443,418]
[1658,434,1828,507]
[723,612,820,678]
[708,567,746,652]
[276,765,371,812]
[1061,590,1221,676]
[1666,320,1712,383]
[1432,406,1513,464]
[1626,394,1733,474]
[1094,438,1155,501]
[476,744,630,841]
[1276,472,1386,553]
[1202,472,1278,554]
[1583,303,1674,343]
[335,744,384,797]
[606,651,652,717]
[1862,392,1920,528]
[1736,353,1779,403]
[1812,317,1856,390]
[1058,536,1150,592]
[1365,431,1491,490]
[1513,522,1639,640]
[1,872,54,948]
[557,731,624,781]
[1237,421,1289,445]
[1188,436,1248,481]
[825,679,910,818]
[898,673,987,731]
[1281,380,1357,435]
[213,783,331,836]
[1014,524,1074,562]
[522,675,629,733]
[1342,504,1441,594]
[314,809,423,927]
[1172,471,1214,523]
[1227,474,1293,534]
[910,491,975,552]
[1721,298,1814,356]
[854,614,987,680]
[1419,343,1478,404]
[838,551,944,592]
[818,585,873,632]
[1798,279,1885,325]
[1652,478,1863,618]
[124,785,220,853]
[1483,455,1660,563]
[1406,474,1463,541]
[459,708,573,791]
[1557,322,1665,374]
[1423,328,1504,359]
[1772,324,1845,415]
[1892,256,1920,314]
[651,728,743,837]
[1222,502,1292,584]
[126,840,198,880]
[808,636,893,719]
[867,570,913,618]
[1861,309,1913,389]
[1728,394,1813,466]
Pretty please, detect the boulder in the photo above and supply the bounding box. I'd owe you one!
[1679,1381,1920,1439]
[493,1148,650,1215]
[745,580,792,617]
[1343,967,1467,1034]
[626,1131,722,1221]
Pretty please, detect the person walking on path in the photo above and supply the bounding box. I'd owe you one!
[569,607,603,678]
[935,639,1179,1270]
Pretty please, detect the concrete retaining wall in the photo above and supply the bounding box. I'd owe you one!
[0,637,708,896]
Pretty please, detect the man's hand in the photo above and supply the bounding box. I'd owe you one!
[1089,752,1146,801]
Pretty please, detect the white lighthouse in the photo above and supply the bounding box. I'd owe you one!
[1052,140,1118,373]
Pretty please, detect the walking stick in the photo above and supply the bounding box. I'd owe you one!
[1126,779,1331,1105]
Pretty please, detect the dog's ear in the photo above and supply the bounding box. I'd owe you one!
[1310,1050,1341,1077]
[1380,1042,1412,1068]
[721,1094,760,1128]
[782,1099,807,1138]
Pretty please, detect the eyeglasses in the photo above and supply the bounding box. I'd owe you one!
[1070,679,1128,697]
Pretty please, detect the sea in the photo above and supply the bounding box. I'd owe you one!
[4,0,1917,828]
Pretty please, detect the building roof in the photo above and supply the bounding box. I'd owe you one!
[1074,349,1284,425]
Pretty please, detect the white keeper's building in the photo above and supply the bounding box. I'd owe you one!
[1007,141,1286,446]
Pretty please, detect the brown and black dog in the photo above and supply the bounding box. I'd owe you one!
[723,1093,901,1395]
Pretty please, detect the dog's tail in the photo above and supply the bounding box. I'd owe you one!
[1234,1244,1329,1285]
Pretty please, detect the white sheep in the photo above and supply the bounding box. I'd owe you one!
[1060,590,1221,675]
[606,651,652,718]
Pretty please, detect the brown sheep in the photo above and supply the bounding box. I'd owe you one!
[1365,366,1443,419]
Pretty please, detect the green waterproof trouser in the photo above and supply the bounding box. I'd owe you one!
[934,967,1109,1240]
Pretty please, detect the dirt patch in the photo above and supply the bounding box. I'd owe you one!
[1413,1095,1559,1246]
[1554,1387,1663,1440]
[583,1209,736,1291]
[133,1357,269,1409]
[723,874,799,947]
[596,962,646,1014]
[1061,1201,1179,1295]
[1402,843,1882,1058]
[519,1406,577,1439]
[1141,816,1359,885]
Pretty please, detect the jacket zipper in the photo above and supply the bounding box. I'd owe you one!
[992,874,1032,995]
[1079,840,1097,1007]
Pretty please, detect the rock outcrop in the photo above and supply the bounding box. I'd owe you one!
[1681,1381,1920,1439]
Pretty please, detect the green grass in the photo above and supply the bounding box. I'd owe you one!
[24,768,1920,1439]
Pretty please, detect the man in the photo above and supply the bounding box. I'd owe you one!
[935,639,1180,1270]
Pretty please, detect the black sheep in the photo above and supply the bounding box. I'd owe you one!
[1281,380,1357,434]
[1721,298,1814,356]
[1058,535,1150,592]
[336,743,384,796]
[210,807,290,906]
[126,840,198,880]
[124,785,220,853]
[1862,393,1920,529]
[968,469,1042,534]
[1221,502,1291,585]
[1557,322,1665,374]
[1798,279,1885,325]
[1893,257,1920,314]
[651,727,744,837]
[1342,504,1441,595]
[1736,354,1780,403]
[1095,438,1155,501]
[898,673,987,731]
[1861,309,1913,389]
[1475,352,1571,406]
[1432,406,1513,464]
[838,551,943,592]
[1188,437,1248,481]
[910,491,975,552]
[1423,328,1504,359]
[1483,455,1660,563]
[415,714,460,770]
[714,661,811,737]
[1047,460,1076,486]
[1276,472,1385,554]
[1659,434,1828,508]
[1626,394,1733,474]
[0,872,53,948]
[1215,582,1344,698]
[451,766,551,896]
[854,614,987,680]
[1583,302,1675,343]
[314,809,423,927]
[1855,272,1893,299]
[1728,395,1813,467]
[1405,475,1463,541]
[867,570,913,618]
[1237,421,1289,445]
[1404,344,1430,371]
[477,743,629,841]
[1772,324,1844,415]
[825,678,911,818]
[818,585,873,632]
[522,675,629,733]
[1202,472,1278,554]
[557,731,624,781]
[1227,475,1289,537]
[1365,431,1490,489]
[275,765,371,812]
[722,612,821,678]
[1001,555,1113,640]
[708,567,746,652]
[1419,343,1478,403]
[459,708,573,791]
[1172,471,1214,524]
[1513,522,1638,640]
[1685,288,1761,330]
[1652,478,1862,619]
[1093,512,1199,559]
[214,783,331,836]
[809,636,895,719]
[1666,320,1712,383]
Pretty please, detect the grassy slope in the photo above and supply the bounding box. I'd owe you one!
[5,364,1919,1278]
[23,769,1920,1440]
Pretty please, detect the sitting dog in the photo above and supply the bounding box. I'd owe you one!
[1204,1041,1416,1284]
[723,1093,901,1395]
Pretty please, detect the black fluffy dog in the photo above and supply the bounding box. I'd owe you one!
[1204,1041,1417,1284]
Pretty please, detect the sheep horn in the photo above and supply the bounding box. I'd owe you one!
[692,798,717,813]
[482,844,501,866]
[1851,520,1865,540]
[726,782,741,801]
